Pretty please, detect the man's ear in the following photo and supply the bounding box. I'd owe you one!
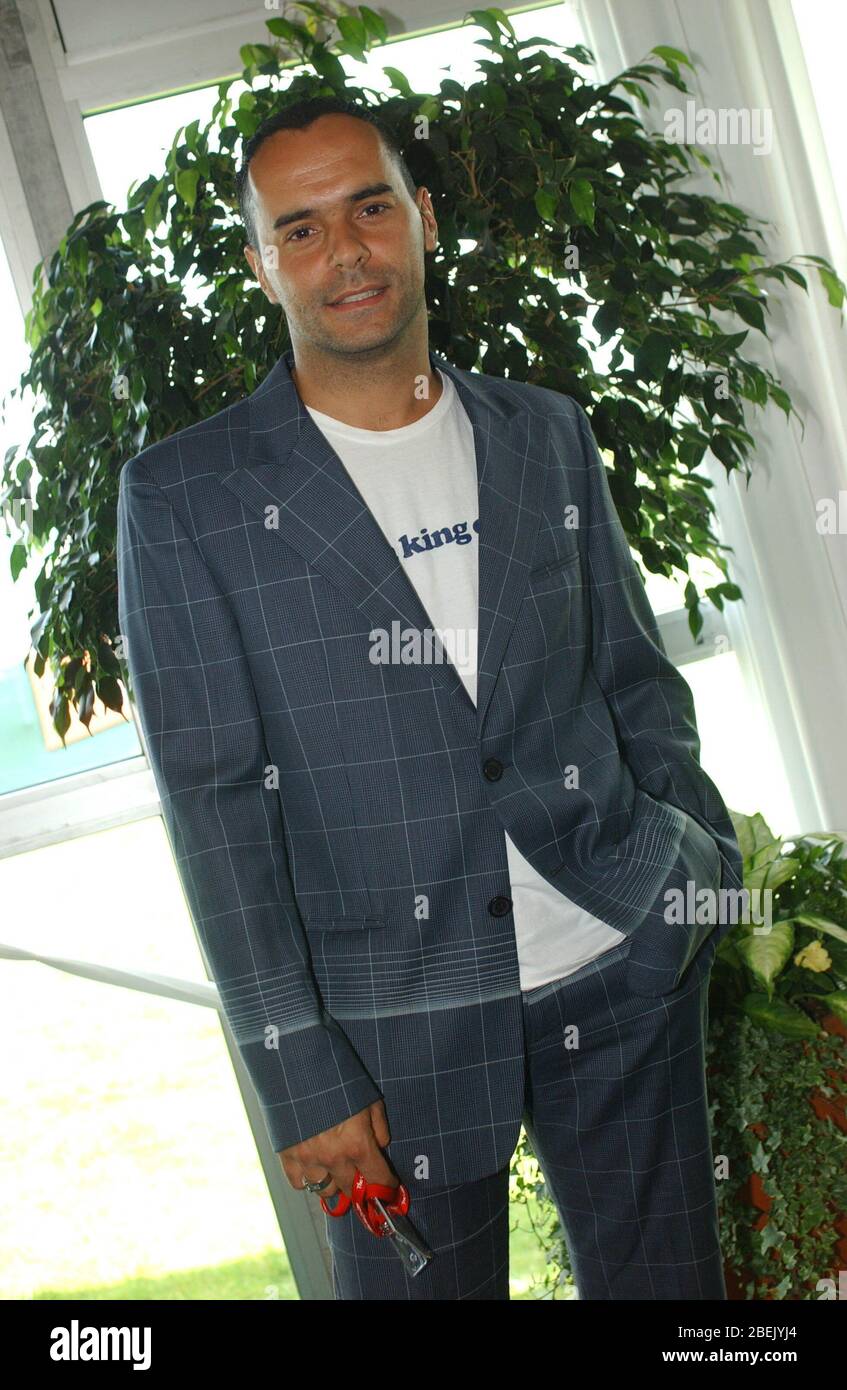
[416,188,438,254]
[244,243,280,305]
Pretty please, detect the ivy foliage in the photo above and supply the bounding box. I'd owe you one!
[518,1017,847,1301]
[1,1,844,740]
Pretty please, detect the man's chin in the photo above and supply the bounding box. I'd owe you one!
[318,324,404,358]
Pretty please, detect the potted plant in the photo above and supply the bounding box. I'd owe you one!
[1,1,843,737]
[709,812,847,1300]
[513,811,847,1300]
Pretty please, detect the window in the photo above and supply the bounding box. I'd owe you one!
[0,237,142,797]
[76,0,772,827]
[790,0,847,239]
[0,817,297,1299]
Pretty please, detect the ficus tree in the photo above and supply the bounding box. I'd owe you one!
[1,0,843,741]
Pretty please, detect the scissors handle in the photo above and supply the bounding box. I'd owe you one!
[320,1169,410,1236]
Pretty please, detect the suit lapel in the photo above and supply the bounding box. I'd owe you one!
[219,347,549,738]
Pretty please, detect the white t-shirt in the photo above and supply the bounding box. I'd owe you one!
[303,367,626,989]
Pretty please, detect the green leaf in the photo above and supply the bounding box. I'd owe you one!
[741,993,820,1038]
[779,263,807,289]
[819,990,847,1023]
[734,811,778,863]
[791,912,847,947]
[78,682,96,730]
[730,292,768,334]
[534,187,558,223]
[310,47,349,86]
[143,179,165,231]
[232,108,259,139]
[633,331,672,382]
[816,264,845,309]
[96,675,124,713]
[465,9,506,44]
[382,66,413,97]
[240,44,273,68]
[619,79,650,106]
[337,15,367,51]
[10,542,27,581]
[769,385,792,418]
[710,432,740,468]
[417,95,441,123]
[175,168,200,210]
[487,7,517,38]
[483,82,507,115]
[567,177,595,227]
[335,15,364,43]
[733,919,794,992]
[52,693,71,740]
[651,45,694,69]
[97,638,122,676]
[359,6,388,43]
[265,17,309,46]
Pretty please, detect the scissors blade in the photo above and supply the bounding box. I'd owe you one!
[371,1197,435,1277]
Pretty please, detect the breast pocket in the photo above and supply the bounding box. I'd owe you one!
[528,548,582,583]
[523,548,586,654]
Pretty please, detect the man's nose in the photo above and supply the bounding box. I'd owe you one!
[325,222,370,269]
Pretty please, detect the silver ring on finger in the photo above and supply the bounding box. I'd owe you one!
[302,1173,333,1193]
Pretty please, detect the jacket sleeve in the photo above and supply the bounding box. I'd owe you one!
[116,454,383,1152]
[573,402,744,899]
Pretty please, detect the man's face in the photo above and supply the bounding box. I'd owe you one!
[243,114,437,359]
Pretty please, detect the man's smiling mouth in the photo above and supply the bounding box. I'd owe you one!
[327,285,389,309]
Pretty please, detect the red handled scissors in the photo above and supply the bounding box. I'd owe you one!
[320,1169,409,1233]
[320,1170,434,1275]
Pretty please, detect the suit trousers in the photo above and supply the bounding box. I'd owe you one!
[322,931,725,1300]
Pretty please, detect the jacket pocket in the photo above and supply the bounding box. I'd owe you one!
[301,917,386,931]
[528,548,581,583]
[521,547,586,667]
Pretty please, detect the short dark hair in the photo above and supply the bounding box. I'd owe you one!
[235,95,418,247]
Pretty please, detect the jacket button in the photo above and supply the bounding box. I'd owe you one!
[483,757,503,781]
[488,895,513,917]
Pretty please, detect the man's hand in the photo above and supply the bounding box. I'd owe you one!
[277,1100,395,1200]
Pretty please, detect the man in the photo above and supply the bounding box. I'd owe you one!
[117,95,744,1300]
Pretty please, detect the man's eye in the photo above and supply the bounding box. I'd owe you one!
[285,204,389,242]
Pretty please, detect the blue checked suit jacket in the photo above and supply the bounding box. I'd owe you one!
[116,347,744,1186]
